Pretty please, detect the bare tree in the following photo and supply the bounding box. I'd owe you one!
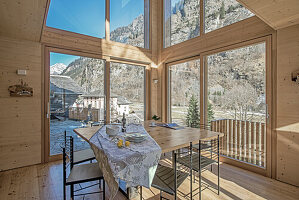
[221,82,259,121]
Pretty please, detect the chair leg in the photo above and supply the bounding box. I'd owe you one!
[63,185,66,200]
[199,142,202,200]
[211,145,213,172]
[217,136,220,195]
[140,186,142,200]
[70,184,74,200]
[103,180,105,200]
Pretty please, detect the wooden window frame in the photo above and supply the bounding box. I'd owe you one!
[163,36,273,177]
[44,0,151,50]
[201,36,273,177]
[162,0,256,49]
[43,47,151,162]
[166,55,201,123]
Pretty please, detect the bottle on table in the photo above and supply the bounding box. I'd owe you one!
[122,113,126,132]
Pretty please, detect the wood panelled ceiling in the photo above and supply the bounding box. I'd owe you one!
[0,0,48,42]
[238,0,299,30]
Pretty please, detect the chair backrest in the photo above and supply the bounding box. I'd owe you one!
[62,134,74,188]
[173,142,193,197]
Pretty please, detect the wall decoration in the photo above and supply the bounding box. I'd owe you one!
[291,70,299,84]
[8,79,33,97]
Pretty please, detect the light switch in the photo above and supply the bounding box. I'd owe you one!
[17,69,27,76]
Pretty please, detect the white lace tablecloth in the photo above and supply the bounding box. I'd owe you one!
[89,124,162,199]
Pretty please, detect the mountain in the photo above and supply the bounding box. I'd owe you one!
[110,14,144,48]
[61,57,105,94]
[60,0,261,108]
[50,63,67,75]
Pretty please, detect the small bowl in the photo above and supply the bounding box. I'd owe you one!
[106,125,119,136]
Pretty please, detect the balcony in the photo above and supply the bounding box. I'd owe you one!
[211,119,266,167]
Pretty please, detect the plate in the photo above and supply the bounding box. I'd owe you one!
[125,132,147,143]
[125,136,146,143]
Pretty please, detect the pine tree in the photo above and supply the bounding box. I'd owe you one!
[186,95,200,128]
[208,102,215,123]
[219,1,225,19]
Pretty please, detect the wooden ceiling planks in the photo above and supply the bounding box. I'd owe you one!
[238,0,299,30]
[0,0,48,42]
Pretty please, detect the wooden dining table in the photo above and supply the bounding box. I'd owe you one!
[74,121,224,154]
[74,121,224,199]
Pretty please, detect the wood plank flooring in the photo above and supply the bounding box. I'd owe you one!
[0,159,298,200]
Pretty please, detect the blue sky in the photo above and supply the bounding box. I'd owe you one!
[50,52,79,66]
[47,0,144,66]
[47,0,143,38]
[110,0,144,31]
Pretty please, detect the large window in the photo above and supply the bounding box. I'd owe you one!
[110,0,150,48]
[110,62,145,123]
[47,0,106,38]
[207,42,266,167]
[204,0,254,33]
[163,0,254,48]
[47,0,149,48]
[169,59,200,126]
[49,52,105,155]
[164,0,201,48]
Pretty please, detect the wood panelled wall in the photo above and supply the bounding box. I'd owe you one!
[0,0,298,188]
[276,24,299,186]
[0,36,42,171]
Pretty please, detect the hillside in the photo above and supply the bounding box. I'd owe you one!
[57,0,263,120]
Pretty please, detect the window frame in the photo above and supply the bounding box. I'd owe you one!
[163,0,202,48]
[109,61,147,122]
[45,0,151,50]
[43,47,150,162]
[166,55,202,123]
[201,36,272,177]
[162,0,255,49]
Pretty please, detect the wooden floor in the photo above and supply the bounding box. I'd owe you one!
[0,159,298,200]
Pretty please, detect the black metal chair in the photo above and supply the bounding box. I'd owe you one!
[177,136,220,199]
[62,136,105,200]
[151,143,193,200]
[64,130,95,165]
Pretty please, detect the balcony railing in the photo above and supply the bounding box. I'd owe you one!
[211,119,266,167]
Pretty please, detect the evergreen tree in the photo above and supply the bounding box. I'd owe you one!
[208,102,215,123]
[186,95,200,128]
[219,1,225,19]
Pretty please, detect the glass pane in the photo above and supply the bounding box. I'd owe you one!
[50,52,105,156]
[164,0,200,48]
[110,62,145,123]
[204,0,254,33]
[169,59,200,126]
[46,0,105,38]
[207,42,266,167]
[110,0,149,48]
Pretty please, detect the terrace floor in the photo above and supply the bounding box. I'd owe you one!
[0,159,298,200]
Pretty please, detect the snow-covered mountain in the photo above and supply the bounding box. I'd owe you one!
[50,63,67,75]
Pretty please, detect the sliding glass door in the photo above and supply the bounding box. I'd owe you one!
[110,62,146,123]
[168,59,201,126]
[205,41,269,169]
[48,52,105,156]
